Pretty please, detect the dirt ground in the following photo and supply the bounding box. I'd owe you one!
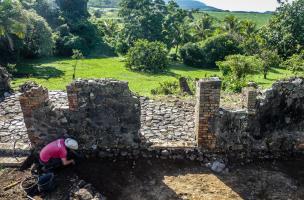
[1,157,304,200]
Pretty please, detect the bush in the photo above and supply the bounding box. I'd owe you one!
[179,43,205,66]
[21,11,54,58]
[282,50,304,75]
[200,34,242,68]
[180,34,241,68]
[151,81,179,95]
[125,39,169,73]
[217,54,262,92]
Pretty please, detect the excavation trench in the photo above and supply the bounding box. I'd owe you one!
[54,156,304,200]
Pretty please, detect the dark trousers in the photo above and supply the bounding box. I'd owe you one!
[40,158,63,172]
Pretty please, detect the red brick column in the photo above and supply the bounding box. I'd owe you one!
[195,78,221,149]
[67,84,79,111]
[19,86,49,145]
[243,87,257,112]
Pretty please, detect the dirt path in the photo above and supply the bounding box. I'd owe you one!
[1,158,304,200]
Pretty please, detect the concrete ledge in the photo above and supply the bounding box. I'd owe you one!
[0,142,31,156]
[0,156,27,167]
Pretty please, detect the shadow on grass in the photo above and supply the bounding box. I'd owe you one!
[15,65,65,79]
[169,62,219,72]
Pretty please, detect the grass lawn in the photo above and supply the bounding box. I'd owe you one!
[12,57,293,96]
[202,11,272,27]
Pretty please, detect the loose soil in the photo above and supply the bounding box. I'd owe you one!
[1,157,304,200]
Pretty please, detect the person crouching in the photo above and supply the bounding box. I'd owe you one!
[39,138,78,172]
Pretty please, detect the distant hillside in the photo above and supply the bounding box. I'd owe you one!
[165,0,221,11]
[89,0,221,11]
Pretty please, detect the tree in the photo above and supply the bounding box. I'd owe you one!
[125,39,168,73]
[282,50,304,75]
[200,34,242,68]
[261,0,304,57]
[119,0,167,48]
[71,49,84,79]
[239,20,256,37]
[259,49,282,79]
[223,15,240,34]
[22,11,54,58]
[162,0,192,55]
[192,12,215,41]
[0,0,27,51]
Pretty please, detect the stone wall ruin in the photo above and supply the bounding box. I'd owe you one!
[18,77,304,160]
[19,79,141,150]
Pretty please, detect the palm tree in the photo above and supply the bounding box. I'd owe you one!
[223,15,240,34]
[0,0,27,51]
[193,13,215,40]
[240,20,257,36]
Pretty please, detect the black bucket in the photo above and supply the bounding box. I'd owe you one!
[21,176,39,196]
[38,173,55,193]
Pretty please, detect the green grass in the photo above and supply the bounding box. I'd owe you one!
[93,9,272,27]
[193,11,272,27]
[12,57,293,96]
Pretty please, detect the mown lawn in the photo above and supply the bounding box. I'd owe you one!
[12,57,293,96]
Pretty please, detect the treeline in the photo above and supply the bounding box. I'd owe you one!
[1,0,303,93]
[94,0,303,92]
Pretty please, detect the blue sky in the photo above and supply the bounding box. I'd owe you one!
[202,0,294,12]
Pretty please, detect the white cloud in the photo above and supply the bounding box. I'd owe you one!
[201,0,294,12]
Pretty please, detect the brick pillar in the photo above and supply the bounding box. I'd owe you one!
[243,87,257,111]
[67,83,79,111]
[195,78,221,149]
[19,85,49,145]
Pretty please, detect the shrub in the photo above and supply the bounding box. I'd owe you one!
[200,34,242,68]
[217,54,262,92]
[21,11,54,58]
[125,39,169,73]
[151,81,179,95]
[179,43,205,66]
[282,50,304,75]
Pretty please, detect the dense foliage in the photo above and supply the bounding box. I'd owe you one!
[217,54,262,92]
[179,42,204,66]
[261,0,304,57]
[200,34,242,67]
[22,11,54,58]
[125,39,168,72]
[180,34,241,68]
[1,0,304,95]
[282,50,304,74]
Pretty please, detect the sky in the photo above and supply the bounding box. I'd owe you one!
[202,0,294,12]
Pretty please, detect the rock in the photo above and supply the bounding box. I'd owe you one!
[210,161,226,173]
[74,188,94,200]
[161,150,169,157]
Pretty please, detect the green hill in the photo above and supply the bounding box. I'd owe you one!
[88,0,221,11]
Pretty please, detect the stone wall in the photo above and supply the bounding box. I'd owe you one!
[66,79,141,149]
[211,77,304,154]
[19,79,141,150]
[0,66,11,98]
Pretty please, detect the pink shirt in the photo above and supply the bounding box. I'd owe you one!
[40,139,67,163]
